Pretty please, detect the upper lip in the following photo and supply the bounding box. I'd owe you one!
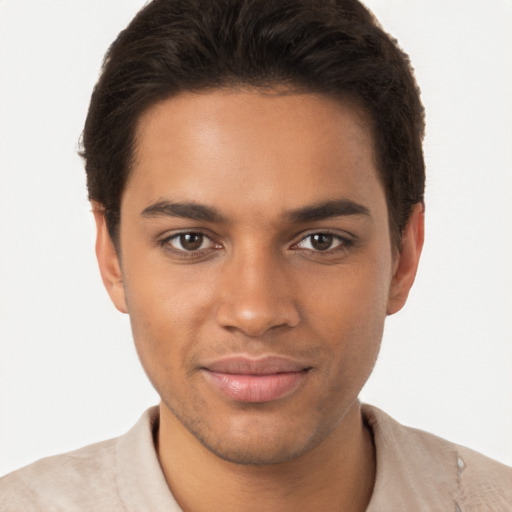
[201,355,311,375]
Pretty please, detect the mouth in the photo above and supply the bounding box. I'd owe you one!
[200,355,312,403]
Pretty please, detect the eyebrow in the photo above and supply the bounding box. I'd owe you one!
[140,198,370,224]
[286,199,370,223]
[141,200,226,223]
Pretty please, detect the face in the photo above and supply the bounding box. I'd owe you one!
[96,89,422,465]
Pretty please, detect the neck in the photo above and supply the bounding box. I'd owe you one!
[157,401,375,512]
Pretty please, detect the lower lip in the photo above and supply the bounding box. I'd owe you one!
[202,370,309,403]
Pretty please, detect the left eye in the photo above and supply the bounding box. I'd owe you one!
[166,232,215,252]
[296,233,346,251]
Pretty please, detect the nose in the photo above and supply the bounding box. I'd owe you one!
[215,248,300,337]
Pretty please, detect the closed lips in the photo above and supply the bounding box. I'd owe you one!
[201,356,312,403]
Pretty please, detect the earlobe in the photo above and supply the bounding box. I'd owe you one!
[387,202,425,315]
[92,205,128,314]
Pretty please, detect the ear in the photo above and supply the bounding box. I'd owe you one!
[387,202,425,315]
[92,204,128,314]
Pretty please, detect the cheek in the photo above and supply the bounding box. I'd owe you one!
[300,254,391,372]
[123,242,216,321]
[122,258,217,374]
[303,256,390,332]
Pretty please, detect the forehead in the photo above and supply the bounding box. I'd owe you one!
[125,89,386,224]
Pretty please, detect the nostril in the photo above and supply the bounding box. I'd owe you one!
[215,300,300,337]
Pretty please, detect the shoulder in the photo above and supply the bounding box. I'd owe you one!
[362,404,512,511]
[454,442,512,510]
[407,427,512,508]
[0,407,165,512]
[0,437,124,512]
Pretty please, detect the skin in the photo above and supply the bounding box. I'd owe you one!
[94,89,424,512]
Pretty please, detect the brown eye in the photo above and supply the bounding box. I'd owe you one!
[162,231,221,259]
[178,233,204,251]
[165,232,214,253]
[310,233,334,251]
[295,232,348,252]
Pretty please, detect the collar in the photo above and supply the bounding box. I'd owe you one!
[115,405,461,511]
[362,404,461,511]
[116,406,181,512]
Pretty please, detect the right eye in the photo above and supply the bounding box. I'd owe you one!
[161,232,220,256]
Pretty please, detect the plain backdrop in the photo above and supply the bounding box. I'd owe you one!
[0,0,511,475]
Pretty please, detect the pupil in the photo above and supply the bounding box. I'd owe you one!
[181,233,203,251]
[312,233,333,251]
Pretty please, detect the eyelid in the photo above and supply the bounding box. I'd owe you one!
[160,228,217,243]
[291,230,355,252]
[157,228,355,258]
[159,230,222,256]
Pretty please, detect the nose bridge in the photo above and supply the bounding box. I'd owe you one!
[215,240,299,336]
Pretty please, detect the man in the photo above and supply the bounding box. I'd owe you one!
[1,0,510,510]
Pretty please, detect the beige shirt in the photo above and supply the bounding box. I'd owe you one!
[1,405,511,511]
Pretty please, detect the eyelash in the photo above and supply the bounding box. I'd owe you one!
[159,230,354,259]
[159,232,221,259]
[293,231,353,253]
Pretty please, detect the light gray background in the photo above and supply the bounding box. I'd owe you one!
[1,0,511,475]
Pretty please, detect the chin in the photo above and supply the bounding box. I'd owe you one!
[168,401,332,467]
[195,432,314,466]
